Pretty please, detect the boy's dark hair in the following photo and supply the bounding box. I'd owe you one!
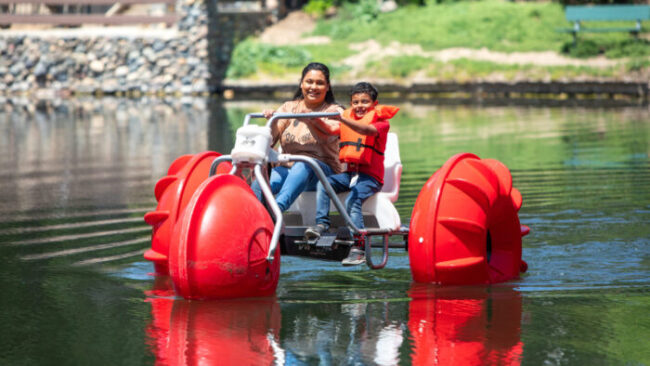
[349,82,378,101]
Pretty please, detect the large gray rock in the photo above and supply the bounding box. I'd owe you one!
[90,60,105,74]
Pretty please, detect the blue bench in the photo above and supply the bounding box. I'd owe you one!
[559,5,650,44]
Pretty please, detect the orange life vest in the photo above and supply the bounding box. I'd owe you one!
[339,105,399,165]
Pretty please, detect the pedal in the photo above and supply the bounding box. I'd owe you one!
[332,227,354,245]
[315,234,337,247]
[333,239,355,246]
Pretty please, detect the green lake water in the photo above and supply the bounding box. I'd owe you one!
[0,97,648,365]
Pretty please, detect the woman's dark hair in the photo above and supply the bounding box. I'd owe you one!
[349,82,378,101]
[292,62,336,104]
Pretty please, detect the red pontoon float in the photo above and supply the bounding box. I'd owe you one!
[144,113,529,299]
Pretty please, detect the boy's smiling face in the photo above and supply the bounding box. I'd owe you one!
[350,93,378,118]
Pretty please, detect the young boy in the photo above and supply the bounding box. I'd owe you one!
[304,82,399,266]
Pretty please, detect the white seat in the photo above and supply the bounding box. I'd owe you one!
[286,133,402,231]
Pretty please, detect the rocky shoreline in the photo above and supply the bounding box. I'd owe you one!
[0,0,253,98]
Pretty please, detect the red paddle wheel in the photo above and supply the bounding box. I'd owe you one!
[409,153,529,285]
[168,174,280,299]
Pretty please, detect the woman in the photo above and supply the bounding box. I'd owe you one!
[252,62,343,212]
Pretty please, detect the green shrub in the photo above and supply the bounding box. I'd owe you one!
[227,41,257,78]
[227,39,311,78]
[562,38,650,59]
[400,0,425,5]
[304,0,335,17]
[605,40,650,58]
[348,0,381,23]
[562,39,601,58]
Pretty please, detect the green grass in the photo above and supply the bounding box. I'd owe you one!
[364,56,621,81]
[302,41,356,64]
[312,0,571,52]
[626,57,650,71]
[388,55,431,77]
[226,0,650,81]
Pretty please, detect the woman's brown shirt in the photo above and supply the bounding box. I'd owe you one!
[271,100,344,174]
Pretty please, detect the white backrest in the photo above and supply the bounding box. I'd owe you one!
[380,132,402,203]
[285,132,402,230]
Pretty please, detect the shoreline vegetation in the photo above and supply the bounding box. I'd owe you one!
[234,2,650,79]
[0,0,649,101]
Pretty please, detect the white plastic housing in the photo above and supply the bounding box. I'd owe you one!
[231,125,272,164]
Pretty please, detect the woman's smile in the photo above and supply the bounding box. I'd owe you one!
[301,70,329,107]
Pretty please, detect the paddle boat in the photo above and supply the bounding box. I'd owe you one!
[144,112,529,299]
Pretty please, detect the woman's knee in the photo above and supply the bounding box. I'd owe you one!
[288,162,316,191]
[291,161,312,175]
[268,166,289,193]
[269,180,283,194]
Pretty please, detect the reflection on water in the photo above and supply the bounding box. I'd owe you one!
[1,97,649,365]
[145,278,524,365]
[408,284,522,365]
[146,277,282,365]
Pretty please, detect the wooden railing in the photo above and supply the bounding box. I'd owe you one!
[0,0,177,26]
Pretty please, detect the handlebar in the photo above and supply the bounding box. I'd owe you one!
[243,112,341,128]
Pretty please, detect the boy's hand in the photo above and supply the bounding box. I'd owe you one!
[330,113,343,121]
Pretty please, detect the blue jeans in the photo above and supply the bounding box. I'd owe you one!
[315,172,382,230]
[251,160,334,212]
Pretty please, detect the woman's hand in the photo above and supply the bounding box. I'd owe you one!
[263,109,275,119]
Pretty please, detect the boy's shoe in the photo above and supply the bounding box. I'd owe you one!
[341,247,366,266]
[304,224,328,240]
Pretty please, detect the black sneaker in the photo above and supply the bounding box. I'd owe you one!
[304,224,328,240]
[341,247,366,266]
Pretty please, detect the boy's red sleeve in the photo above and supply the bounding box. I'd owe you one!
[373,120,390,135]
